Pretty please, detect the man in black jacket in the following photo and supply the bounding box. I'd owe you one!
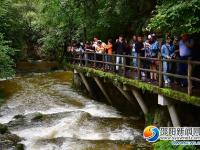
[115,36,127,72]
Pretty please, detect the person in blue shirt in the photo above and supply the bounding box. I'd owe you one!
[161,37,175,86]
[149,34,159,81]
[178,33,194,87]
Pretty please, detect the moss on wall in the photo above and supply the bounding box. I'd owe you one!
[67,64,200,106]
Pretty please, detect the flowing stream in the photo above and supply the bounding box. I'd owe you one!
[0,71,150,150]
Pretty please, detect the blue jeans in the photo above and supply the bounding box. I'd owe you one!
[105,55,112,62]
[179,56,189,86]
[116,56,124,71]
[163,61,169,82]
[132,51,137,67]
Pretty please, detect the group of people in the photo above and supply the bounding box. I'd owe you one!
[69,33,198,87]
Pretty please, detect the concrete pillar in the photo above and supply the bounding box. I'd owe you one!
[94,77,113,105]
[73,69,82,88]
[131,89,148,115]
[158,95,181,127]
[167,104,181,127]
[79,72,94,98]
[74,69,78,74]
[123,85,129,91]
[115,85,135,106]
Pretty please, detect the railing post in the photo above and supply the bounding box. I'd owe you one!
[158,53,163,87]
[94,51,96,68]
[123,53,126,76]
[102,52,105,70]
[85,52,88,67]
[80,52,83,66]
[137,53,141,80]
[188,57,192,96]
[112,54,115,72]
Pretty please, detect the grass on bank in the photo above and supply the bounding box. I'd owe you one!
[154,140,197,150]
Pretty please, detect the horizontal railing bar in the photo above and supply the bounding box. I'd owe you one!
[76,51,200,64]
[72,52,200,84]
[191,77,200,82]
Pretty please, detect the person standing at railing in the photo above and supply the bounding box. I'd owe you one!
[92,37,99,50]
[125,40,132,76]
[144,36,151,79]
[72,42,85,65]
[96,40,106,68]
[161,37,174,86]
[115,36,127,73]
[149,34,159,82]
[178,33,194,87]
[105,39,113,70]
[170,36,180,83]
[135,35,145,78]
[84,41,94,64]
[130,35,137,68]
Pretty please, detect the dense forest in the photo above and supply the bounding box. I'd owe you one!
[0,0,200,78]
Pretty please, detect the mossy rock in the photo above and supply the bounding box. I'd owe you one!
[14,114,25,119]
[0,124,9,134]
[31,113,48,122]
[8,115,26,128]
[1,133,21,144]
[16,143,25,150]
[0,123,23,149]
[0,133,22,149]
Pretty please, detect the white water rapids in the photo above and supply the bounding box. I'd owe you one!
[0,72,148,150]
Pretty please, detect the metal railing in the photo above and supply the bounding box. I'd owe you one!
[71,49,200,96]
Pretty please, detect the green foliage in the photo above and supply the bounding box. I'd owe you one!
[0,0,200,67]
[154,140,197,150]
[0,0,22,47]
[145,113,154,126]
[147,0,200,34]
[0,33,15,78]
[0,0,43,77]
[39,0,155,57]
[38,0,82,61]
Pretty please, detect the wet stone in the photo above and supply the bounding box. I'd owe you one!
[0,124,24,150]
[31,113,49,122]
